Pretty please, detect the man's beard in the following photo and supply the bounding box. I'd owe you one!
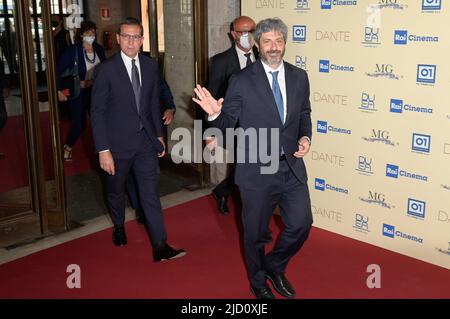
[262,49,285,66]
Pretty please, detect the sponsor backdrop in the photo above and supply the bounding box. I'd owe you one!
[242,0,449,269]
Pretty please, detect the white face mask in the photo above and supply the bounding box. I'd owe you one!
[83,36,95,45]
[239,32,253,50]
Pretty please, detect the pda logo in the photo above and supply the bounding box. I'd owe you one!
[412,133,431,153]
[356,156,374,175]
[422,0,441,11]
[354,214,370,233]
[360,93,377,112]
[293,25,307,43]
[295,56,308,71]
[417,64,436,84]
[362,27,381,46]
[366,64,401,80]
[362,129,396,146]
[295,0,310,12]
[408,199,426,219]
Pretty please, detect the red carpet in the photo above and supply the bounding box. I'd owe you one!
[0,195,449,299]
[0,113,96,193]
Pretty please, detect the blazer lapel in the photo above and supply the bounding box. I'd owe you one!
[114,53,139,114]
[252,60,283,127]
[284,62,296,127]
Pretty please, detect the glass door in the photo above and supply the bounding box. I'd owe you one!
[0,0,66,248]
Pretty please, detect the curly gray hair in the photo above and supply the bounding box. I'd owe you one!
[254,18,288,44]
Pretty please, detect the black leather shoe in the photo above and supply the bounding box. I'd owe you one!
[112,225,127,246]
[212,192,229,215]
[250,285,275,299]
[266,272,296,298]
[135,210,145,224]
[153,243,186,262]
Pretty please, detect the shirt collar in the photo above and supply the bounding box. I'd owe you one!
[261,59,284,75]
[235,45,253,58]
[121,51,139,65]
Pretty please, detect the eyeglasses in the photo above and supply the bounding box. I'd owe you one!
[235,30,255,35]
[120,33,143,41]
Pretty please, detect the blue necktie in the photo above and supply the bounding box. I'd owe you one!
[131,59,141,113]
[270,71,284,124]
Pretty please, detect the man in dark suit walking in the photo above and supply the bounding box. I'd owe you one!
[91,17,185,262]
[194,18,313,299]
[207,16,257,214]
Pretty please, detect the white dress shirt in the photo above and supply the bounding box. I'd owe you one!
[261,60,287,124]
[121,51,141,83]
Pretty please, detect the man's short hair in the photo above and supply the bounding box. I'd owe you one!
[254,18,288,44]
[118,17,144,36]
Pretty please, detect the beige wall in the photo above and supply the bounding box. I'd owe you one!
[207,0,241,58]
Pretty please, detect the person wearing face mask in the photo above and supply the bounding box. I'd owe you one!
[206,16,258,215]
[56,21,106,161]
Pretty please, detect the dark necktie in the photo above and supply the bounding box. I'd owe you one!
[244,53,252,67]
[270,71,284,124]
[131,59,141,113]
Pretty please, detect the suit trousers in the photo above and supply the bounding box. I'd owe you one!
[239,159,313,288]
[106,129,167,246]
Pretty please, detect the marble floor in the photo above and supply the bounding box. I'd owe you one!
[0,186,213,265]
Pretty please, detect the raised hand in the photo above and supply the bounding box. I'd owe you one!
[192,85,224,116]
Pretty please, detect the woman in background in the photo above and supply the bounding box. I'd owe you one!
[57,20,106,161]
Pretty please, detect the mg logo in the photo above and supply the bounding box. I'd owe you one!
[422,0,441,10]
[376,64,393,74]
[319,60,330,73]
[321,0,332,9]
[394,30,408,45]
[390,99,403,113]
[408,199,426,219]
[412,133,431,153]
[383,224,395,238]
[372,129,389,140]
[417,64,436,84]
[317,121,328,134]
[293,25,307,42]
[386,164,399,178]
[369,191,385,203]
[315,178,325,191]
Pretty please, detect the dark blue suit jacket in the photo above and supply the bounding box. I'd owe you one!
[91,53,164,157]
[210,59,312,189]
[56,42,106,90]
